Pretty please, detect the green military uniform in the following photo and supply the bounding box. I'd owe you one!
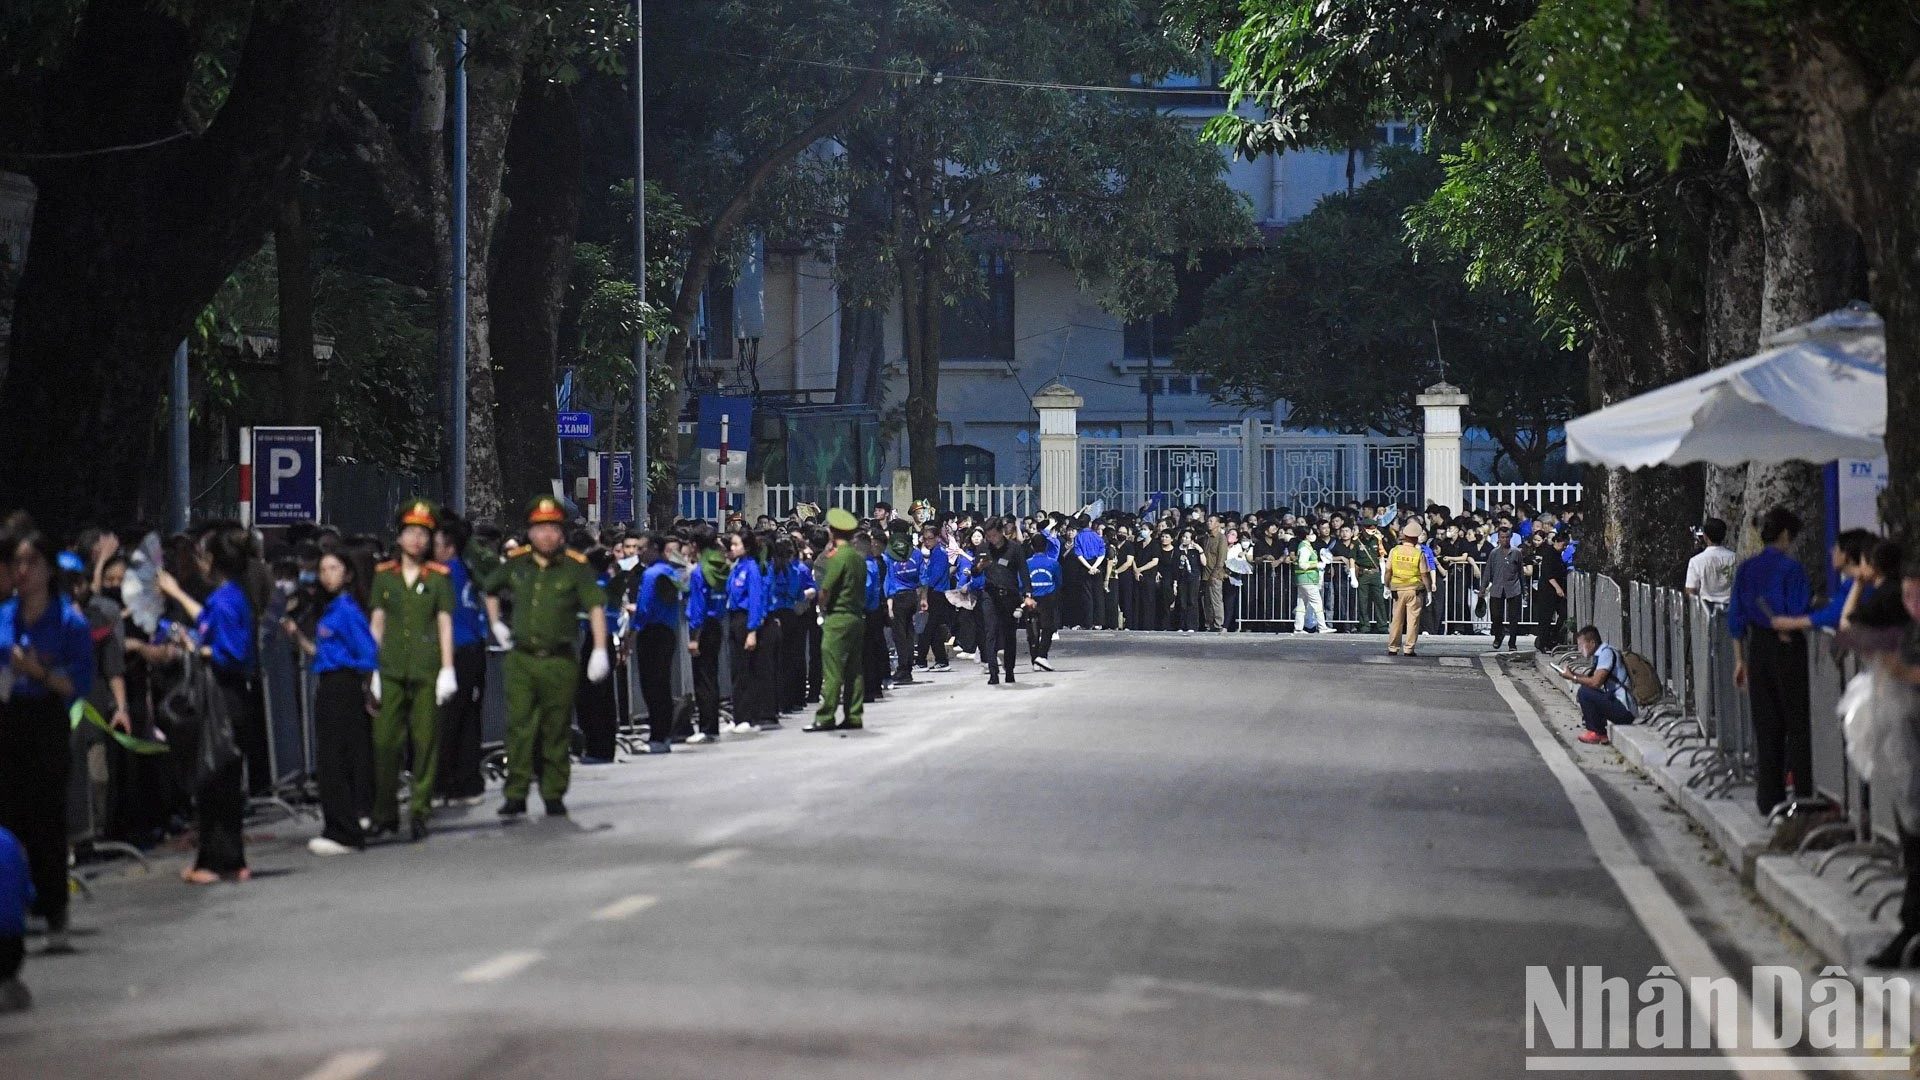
[487,498,607,804]
[370,503,456,830]
[811,509,866,730]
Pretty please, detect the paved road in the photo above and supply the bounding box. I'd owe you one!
[1,633,1668,1079]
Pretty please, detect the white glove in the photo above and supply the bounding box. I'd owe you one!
[435,665,458,706]
[491,620,514,650]
[369,671,381,704]
[587,648,611,684]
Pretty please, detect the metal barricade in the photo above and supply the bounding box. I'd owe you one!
[1234,563,1298,630]
[1592,576,1625,661]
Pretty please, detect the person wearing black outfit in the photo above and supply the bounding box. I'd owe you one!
[1729,507,1814,818]
[1534,532,1570,650]
[977,520,1033,684]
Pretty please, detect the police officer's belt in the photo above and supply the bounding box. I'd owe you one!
[513,643,571,659]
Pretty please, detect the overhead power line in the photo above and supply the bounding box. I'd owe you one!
[694,46,1239,99]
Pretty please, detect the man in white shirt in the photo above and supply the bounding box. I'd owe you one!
[1684,517,1738,604]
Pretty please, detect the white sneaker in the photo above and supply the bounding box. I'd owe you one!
[1033,657,1053,671]
[954,650,977,661]
[307,836,356,857]
[686,732,713,745]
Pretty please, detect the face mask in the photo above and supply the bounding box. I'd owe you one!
[299,570,318,586]
[617,555,639,571]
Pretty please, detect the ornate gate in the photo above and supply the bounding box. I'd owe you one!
[1080,423,1419,515]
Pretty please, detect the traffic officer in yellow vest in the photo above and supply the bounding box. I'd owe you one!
[484,496,611,819]
[804,508,866,732]
[369,500,459,841]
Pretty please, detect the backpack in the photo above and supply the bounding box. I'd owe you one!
[1622,651,1662,707]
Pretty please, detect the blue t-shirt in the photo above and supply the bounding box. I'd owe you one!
[914,545,953,592]
[1028,553,1059,597]
[726,558,770,630]
[312,593,378,675]
[1729,547,1812,640]
[445,558,487,649]
[633,561,684,631]
[0,594,95,701]
[864,557,885,612]
[1809,578,1856,630]
[0,825,30,937]
[1072,530,1107,563]
[198,581,257,674]
[884,552,920,596]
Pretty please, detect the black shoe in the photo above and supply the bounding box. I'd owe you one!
[1868,931,1918,968]
[988,673,1000,685]
[757,721,783,731]
[543,798,567,818]
[1004,672,1016,684]
[409,817,429,842]
[0,978,29,1013]
[366,821,399,839]
[497,798,527,819]
[801,722,838,733]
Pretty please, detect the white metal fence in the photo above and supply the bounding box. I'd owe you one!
[1081,422,1420,515]
[939,484,1034,517]
[1460,482,1584,513]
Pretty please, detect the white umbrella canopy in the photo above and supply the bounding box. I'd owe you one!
[1565,303,1886,469]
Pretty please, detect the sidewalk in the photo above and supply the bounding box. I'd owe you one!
[1525,651,1903,969]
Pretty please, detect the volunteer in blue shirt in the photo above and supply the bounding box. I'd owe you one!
[725,531,776,730]
[1,823,30,1011]
[1025,534,1060,671]
[1072,517,1108,630]
[861,531,889,701]
[1729,507,1815,817]
[767,538,810,717]
[157,522,260,884]
[684,525,730,743]
[630,533,683,754]
[883,522,920,684]
[913,523,954,671]
[0,529,95,951]
[284,550,378,854]
[434,515,490,802]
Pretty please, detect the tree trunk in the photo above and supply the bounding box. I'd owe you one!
[491,74,581,506]
[1576,266,1707,584]
[1869,223,1920,551]
[0,0,347,535]
[1734,124,1858,573]
[903,247,943,501]
[1700,133,1764,527]
[275,193,320,425]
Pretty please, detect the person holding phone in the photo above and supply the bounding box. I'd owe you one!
[1555,626,1635,744]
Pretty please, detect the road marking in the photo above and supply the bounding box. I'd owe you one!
[1483,660,1805,1080]
[1109,974,1310,1009]
[457,949,544,984]
[688,847,747,870]
[1437,656,1472,667]
[297,1050,385,1080]
[589,894,659,921]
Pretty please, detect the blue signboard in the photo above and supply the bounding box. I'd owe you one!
[558,411,595,440]
[603,452,635,524]
[250,427,322,526]
[696,395,752,449]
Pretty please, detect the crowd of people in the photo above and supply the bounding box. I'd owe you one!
[0,490,1583,1012]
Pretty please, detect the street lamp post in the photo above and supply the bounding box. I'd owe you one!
[631,0,648,527]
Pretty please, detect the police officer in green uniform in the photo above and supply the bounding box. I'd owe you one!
[803,508,866,732]
[484,496,611,818]
[369,500,458,841]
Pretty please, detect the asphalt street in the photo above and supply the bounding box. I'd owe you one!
[1,632,1676,1079]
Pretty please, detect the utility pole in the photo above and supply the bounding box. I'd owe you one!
[171,339,190,531]
[631,0,649,526]
[450,27,470,514]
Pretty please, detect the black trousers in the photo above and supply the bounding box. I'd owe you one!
[0,935,20,981]
[863,610,889,701]
[0,694,71,930]
[634,623,677,743]
[692,620,724,735]
[1223,577,1241,632]
[917,592,951,666]
[1535,588,1567,648]
[1082,576,1109,630]
[576,638,618,760]
[889,593,918,681]
[314,669,371,847]
[436,643,486,798]
[1026,592,1058,659]
[1747,631,1812,816]
[776,609,810,711]
[1897,814,1920,934]
[1489,595,1524,646]
[194,670,253,875]
[1060,563,1085,628]
[982,590,1020,678]
[1178,576,1202,630]
[731,611,781,725]
[1115,576,1137,630]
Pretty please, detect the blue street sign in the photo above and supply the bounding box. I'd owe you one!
[250,427,322,525]
[558,411,595,440]
[604,452,635,523]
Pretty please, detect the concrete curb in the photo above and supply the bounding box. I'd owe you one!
[1524,650,1899,966]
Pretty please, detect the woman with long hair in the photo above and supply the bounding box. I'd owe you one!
[159,523,260,883]
[282,549,377,855]
[0,529,96,951]
[724,531,774,732]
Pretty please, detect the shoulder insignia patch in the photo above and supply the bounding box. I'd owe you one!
[374,560,398,573]
[566,549,589,564]
[424,561,450,575]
